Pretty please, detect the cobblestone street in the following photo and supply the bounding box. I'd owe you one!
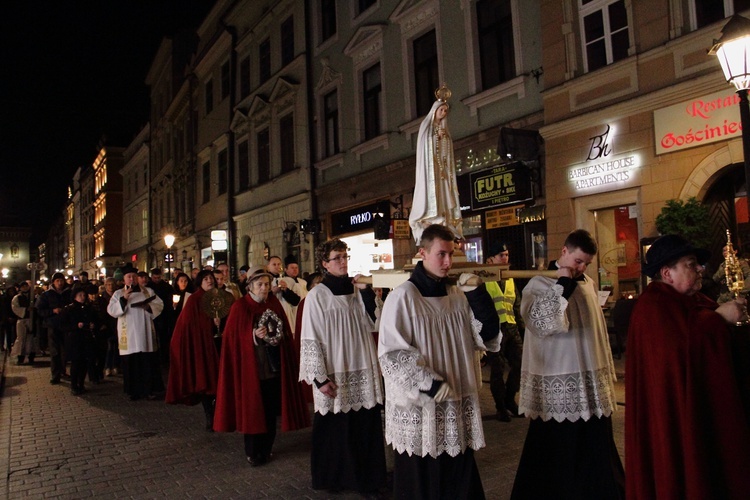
[0,353,625,499]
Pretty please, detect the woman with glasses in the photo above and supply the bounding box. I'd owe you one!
[299,239,386,496]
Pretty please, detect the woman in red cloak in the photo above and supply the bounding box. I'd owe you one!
[166,270,220,430]
[213,265,309,466]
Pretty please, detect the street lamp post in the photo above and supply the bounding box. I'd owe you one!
[710,14,750,215]
[96,259,103,280]
[164,234,175,284]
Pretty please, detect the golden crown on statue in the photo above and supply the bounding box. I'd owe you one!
[435,83,452,103]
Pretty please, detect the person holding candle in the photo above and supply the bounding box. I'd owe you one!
[166,270,221,430]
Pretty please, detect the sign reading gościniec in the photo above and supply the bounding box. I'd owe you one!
[653,89,741,155]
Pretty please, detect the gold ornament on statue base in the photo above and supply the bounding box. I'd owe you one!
[724,229,749,325]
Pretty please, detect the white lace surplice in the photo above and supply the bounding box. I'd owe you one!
[378,282,485,458]
[298,285,383,415]
[519,275,618,422]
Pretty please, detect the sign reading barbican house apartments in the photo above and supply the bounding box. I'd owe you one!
[654,89,741,155]
[568,124,640,191]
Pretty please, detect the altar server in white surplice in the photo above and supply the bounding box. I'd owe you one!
[108,264,164,401]
[299,238,386,496]
[379,224,500,499]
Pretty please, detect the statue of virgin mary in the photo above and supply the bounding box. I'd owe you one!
[409,84,463,244]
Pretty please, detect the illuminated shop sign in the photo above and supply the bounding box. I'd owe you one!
[568,124,641,192]
[653,89,741,155]
[331,201,390,236]
[468,162,532,210]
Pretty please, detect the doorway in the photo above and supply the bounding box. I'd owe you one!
[703,163,747,274]
[593,205,641,299]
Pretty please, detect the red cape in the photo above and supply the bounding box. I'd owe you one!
[626,282,750,499]
[294,298,314,404]
[213,293,309,434]
[165,288,219,405]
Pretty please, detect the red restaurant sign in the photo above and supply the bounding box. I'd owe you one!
[654,90,741,155]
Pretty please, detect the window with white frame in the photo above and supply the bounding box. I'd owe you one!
[202,161,211,204]
[691,0,750,29]
[414,29,439,117]
[221,61,230,99]
[323,89,340,157]
[280,114,296,173]
[205,78,214,114]
[363,63,382,140]
[477,0,516,89]
[321,0,337,42]
[579,0,629,73]
[259,38,271,84]
[240,56,250,99]
[257,128,270,184]
[238,140,249,191]
[281,16,295,66]
[355,0,377,17]
[218,149,228,195]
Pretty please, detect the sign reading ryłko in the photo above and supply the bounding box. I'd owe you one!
[469,162,531,211]
[654,89,741,155]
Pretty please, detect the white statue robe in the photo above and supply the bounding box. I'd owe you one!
[107,286,164,355]
[409,99,463,243]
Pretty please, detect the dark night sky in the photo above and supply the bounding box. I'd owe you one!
[0,1,215,245]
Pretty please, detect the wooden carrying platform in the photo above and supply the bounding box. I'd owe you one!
[362,262,558,288]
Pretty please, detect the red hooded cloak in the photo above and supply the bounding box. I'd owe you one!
[213,293,309,434]
[626,281,750,499]
[166,287,219,405]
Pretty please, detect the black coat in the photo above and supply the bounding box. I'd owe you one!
[37,287,72,330]
[60,301,96,361]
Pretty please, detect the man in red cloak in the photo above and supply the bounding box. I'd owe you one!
[213,265,309,466]
[627,234,750,499]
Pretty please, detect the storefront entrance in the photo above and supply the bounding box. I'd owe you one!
[593,205,641,299]
[340,232,394,276]
[703,163,749,273]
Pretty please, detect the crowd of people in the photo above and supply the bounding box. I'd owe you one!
[2,223,749,498]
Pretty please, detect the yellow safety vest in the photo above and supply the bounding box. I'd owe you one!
[485,279,517,324]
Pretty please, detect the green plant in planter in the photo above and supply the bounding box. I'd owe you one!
[654,197,711,247]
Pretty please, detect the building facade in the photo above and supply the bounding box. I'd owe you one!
[121,125,151,273]
[309,0,545,272]
[540,0,749,298]
[227,0,314,272]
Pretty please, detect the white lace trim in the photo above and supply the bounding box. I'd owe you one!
[518,367,617,422]
[379,349,441,403]
[299,338,329,383]
[300,339,383,414]
[527,284,568,336]
[384,395,485,458]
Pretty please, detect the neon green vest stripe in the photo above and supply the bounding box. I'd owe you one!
[485,279,516,324]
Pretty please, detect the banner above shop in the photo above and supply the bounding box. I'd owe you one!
[330,201,390,236]
[654,89,741,155]
[467,162,532,211]
[485,204,524,229]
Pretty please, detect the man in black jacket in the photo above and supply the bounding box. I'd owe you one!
[37,272,72,384]
[148,268,174,366]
